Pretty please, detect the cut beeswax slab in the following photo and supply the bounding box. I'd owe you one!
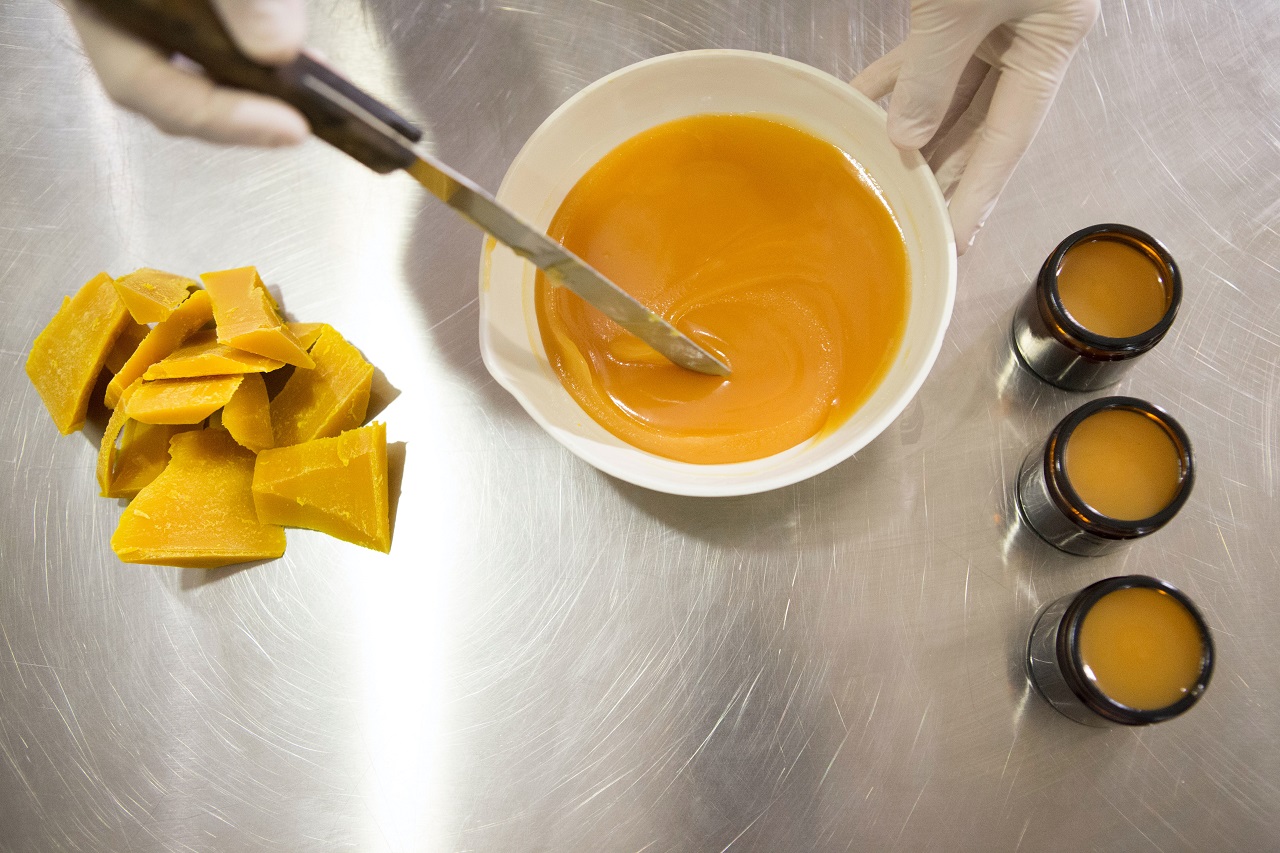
[105,319,150,375]
[105,289,213,409]
[253,422,390,552]
[144,329,284,380]
[98,388,188,499]
[112,268,196,324]
[201,266,313,368]
[125,375,243,424]
[288,322,324,351]
[26,272,131,434]
[112,420,192,498]
[112,428,286,568]
[271,325,373,447]
[222,373,274,452]
[97,381,190,498]
[97,384,136,496]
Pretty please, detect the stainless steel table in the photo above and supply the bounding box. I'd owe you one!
[2,2,1277,850]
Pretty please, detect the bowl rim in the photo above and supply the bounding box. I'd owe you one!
[478,48,956,497]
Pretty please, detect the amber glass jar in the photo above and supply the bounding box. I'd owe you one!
[1012,224,1181,391]
[1016,397,1194,556]
[1027,575,1214,726]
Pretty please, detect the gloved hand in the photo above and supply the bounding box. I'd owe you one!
[853,0,1100,253]
[64,0,310,147]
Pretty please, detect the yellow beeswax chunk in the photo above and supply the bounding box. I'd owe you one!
[112,421,192,498]
[112,268,196,324]
[201,266,314,368]
[97,383,137,496]
[98,390,188,499]
[252,422,390,552]
[222,373,274,452]
[105,290,213,409]
[143,329,284,380]
[270,325,373,447]
[98,380,193,497]
[288,322,325,351]
[105,319,150,375]
[26,272,131,434]
[125,375,243,424]
[221,290,313,367]
[112,428,286,568]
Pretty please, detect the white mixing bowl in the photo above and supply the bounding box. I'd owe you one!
[478,50,956,497]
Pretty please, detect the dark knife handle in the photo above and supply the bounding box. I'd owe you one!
[77,0,421,172]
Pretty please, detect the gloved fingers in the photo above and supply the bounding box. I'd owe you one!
[850,43,906,102]
[920,54,991,163]
[945,44,1072,250]
[975,0,1101,70]
[212,0,306,65]
[925,66,999,201]
[886,4,997,151]
[69,4,308,146]
[944,5,1098,250]
[856,47,990,210]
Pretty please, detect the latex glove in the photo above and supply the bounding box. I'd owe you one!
[64,0,310,147]
[853,0,1100,253]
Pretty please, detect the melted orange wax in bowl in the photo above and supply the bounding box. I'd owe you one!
[536,114,910,465]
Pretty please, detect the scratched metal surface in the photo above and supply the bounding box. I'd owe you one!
[1,0,1278,850]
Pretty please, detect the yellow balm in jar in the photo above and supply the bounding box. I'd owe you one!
[1027,576,1213,726]
[1016,397,1193,555]
[1055,237,1170,339]
[1078,586,1205,711]
[1064,406,1183,521]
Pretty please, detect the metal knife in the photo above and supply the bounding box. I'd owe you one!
[78,0,731,377]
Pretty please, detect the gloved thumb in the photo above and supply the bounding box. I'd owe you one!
[213,0,305,65]
[887,8,990,151]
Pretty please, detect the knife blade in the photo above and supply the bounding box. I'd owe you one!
[404,154,731,377]
[79,0,731,377]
